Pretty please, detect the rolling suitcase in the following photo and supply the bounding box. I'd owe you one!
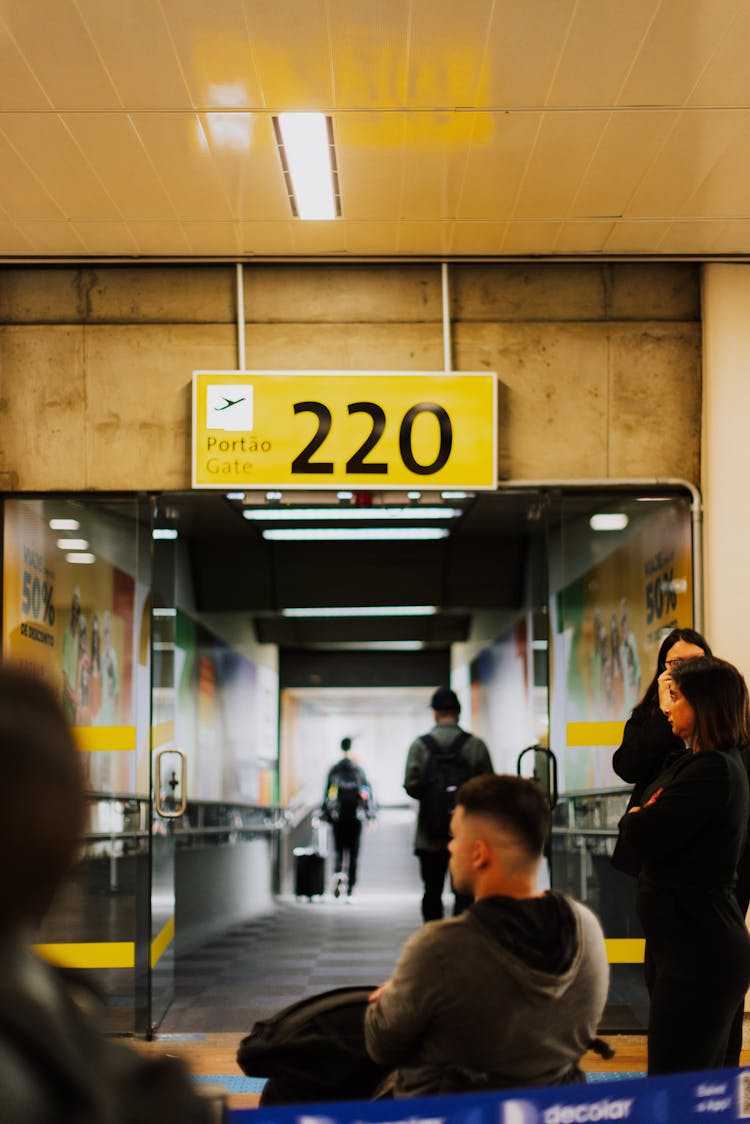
[293,847,325,899]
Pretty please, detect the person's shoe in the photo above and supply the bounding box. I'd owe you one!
[332,872,346,898]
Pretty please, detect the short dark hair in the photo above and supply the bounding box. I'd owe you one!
[0,664,86,928]
[671,656,750,752]
[455,774,550,858]
[340,736,352,752]
[430,686,460,715]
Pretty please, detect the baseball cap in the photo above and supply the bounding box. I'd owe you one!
[430,686,460,713]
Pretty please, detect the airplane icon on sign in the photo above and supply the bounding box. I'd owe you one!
[214,395,246,411]
[206,384,254,431]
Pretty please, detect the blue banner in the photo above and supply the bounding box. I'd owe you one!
[228,1067,750,1124]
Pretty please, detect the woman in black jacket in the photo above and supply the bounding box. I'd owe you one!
[618,657,750,1075]
[612,627,712,869]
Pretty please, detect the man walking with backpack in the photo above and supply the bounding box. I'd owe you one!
[322,737,375,900]
[404,687,493,922]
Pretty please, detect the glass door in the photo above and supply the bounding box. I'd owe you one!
[546,488,696,1031]
[147,497,183,1033]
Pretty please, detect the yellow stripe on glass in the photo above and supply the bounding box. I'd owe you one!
[34,941,135,969]
[150,916,175,968]
[605,938,645,964]
[151,720,175,749]
[73,726,137,752]
[566,722,625,747]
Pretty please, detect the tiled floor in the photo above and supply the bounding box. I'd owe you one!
[159,809,425,1034]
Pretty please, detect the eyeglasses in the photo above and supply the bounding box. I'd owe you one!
[664,659,684,669]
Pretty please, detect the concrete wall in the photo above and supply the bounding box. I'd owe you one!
[0,262,701,490]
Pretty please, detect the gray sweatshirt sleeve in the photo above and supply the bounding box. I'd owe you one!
[364,928,439,1065]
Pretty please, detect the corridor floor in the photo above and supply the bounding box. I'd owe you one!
[159,808,426,1035]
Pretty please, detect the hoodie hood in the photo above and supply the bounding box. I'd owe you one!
[469,892,581,995]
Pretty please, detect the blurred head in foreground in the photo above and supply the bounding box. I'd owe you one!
[0,663,86,931]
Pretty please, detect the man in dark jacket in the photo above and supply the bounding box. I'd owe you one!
[322,737,375,899]
[404,687,493,921]
[365,775,609,1097]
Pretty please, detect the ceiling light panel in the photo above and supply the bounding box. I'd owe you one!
[274,113,340,219]
[262,527,449,541]
[243,506,460,521]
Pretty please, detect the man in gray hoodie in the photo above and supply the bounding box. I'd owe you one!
[365,774,609,1096]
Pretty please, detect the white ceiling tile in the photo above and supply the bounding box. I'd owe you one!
[570,111,677,218]
[548,0,659,107]
[182,222,241,254]
[114,113,232,220]
[76,0,192,110]
[61,113,176,218]
[241,0,333,108]
[198,113,290,220]
[70,222,140,254]
[617,0,740,106]
[501,222,564,254]
[680,119,750,216]
[400,113,472,219]
[555,222,617,253]
[126,222,193,256]
[687,6,750,105]
[0,114,121,220]
[14,221,86,254]
[0,0,120,108]
[459,112,543,217]
[627,110,747,217]
[602,221,672,253]
[708,221,750,253]
[481,1,578,107]
[396,221,452,255]
[655,221,726,254]
[327,0,410,110]
[449,222,508,255]
[0,132,64,219]
[289,220,348,254]
[0,222,36,253]
[405,0,494,108]
[343,221,400,254]
[513,112,610,219]
[335,114,404,220]
[161,0,264,109]
[237,221,296,254]
[0,25,51,109]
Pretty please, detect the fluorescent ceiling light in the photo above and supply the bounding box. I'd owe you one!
[153,528,178,540]
[283,605,438,618]
[589,513,629,532]
[244,506,459,522]
[56,538,88,550]
[66,552,96,565]
[441,491,470,500]
[226,492,245,501]
[262,527,450,541]
[153,608,177,618]
[275,113,338,220]
[50,519,80,531]
[313,641,427,651]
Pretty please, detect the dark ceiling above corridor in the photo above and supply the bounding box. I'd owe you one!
[163,489,542,650]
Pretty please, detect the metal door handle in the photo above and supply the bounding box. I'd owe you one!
[155,748,186,818]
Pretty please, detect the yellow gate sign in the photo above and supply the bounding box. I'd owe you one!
[192,371,497,490]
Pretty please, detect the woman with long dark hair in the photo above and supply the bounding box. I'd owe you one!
[611,627,712,876]
[618,657,750,1074]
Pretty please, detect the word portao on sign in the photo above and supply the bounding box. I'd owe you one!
[192,371,497,490]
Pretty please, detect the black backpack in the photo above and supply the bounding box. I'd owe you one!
[327,761,362,824]
[420,731,471,840]
[236,986,389,1104]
